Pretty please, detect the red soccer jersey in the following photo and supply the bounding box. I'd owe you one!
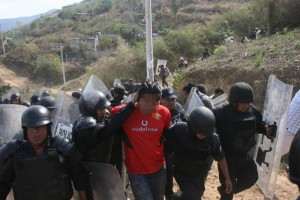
[112,104,171,174]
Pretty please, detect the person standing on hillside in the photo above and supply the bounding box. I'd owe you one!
[201,48,211,61]
[213,82,271,200]
[112,81,171,200]
[158,64,170,87]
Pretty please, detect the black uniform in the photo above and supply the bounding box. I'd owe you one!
[214,103,265,200]
[0,136,85,200]
[164,102,186,199]
[73,102,135,163]
[164,122,224,200]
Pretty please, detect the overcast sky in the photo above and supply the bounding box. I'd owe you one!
[0,0,84,19]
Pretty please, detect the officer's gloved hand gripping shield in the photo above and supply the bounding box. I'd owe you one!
[254,75,293,199]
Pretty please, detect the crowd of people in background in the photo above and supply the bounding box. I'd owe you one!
[0,75,299,200]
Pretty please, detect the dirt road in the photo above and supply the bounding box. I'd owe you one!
[0,64,31,88]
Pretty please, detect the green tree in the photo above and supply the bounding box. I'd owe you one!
[35,54,61,80]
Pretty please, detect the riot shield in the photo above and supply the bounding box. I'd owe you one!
[254,75,293,199]
[83,163,126,200]
[0,104,27,145]
[83,75,113,101]
[211,94,228,107]
[184,87,204,118]
[52,91,80,140]
[155,59,167,75]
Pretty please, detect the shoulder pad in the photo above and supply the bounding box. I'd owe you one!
[0,140,22,162]
[74,116,97,132]
[50,135,75,156]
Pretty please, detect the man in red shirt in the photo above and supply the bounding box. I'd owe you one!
[113,81,171,200]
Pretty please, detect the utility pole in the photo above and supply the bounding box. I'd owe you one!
[0,25,6,57]
[60,43,66,88]
[145,0,154,82]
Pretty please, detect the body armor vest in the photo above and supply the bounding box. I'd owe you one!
[222,107,256,155]
[174,133,213,176]
[12,146,73,200]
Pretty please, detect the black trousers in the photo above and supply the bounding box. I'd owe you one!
[174,170,209,200]
[164,152,174,198]
[218,153,258,200]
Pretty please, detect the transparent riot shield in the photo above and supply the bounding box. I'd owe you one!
[83,163,126,200]
[52,91,80,140]
[254,75,293,199]
[0,104,27,145]
[184,87,204,118]
[83,75,113,101]
[155,59,167,75]
[211,94,228,107]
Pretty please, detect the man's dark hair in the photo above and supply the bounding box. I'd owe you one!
[138,81,161,101]
[214,87,224,94]
[182,83,196,94]
[197,84,207,94]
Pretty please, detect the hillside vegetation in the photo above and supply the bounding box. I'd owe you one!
[0,0,299,100]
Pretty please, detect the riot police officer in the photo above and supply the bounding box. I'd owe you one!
[161,87,185,200]
[72,90,136,200]
[288,129,300,200]
[30,95,41,106]
[38,96,56,115]
[0,105,87,200]
[110,84,126,107]
[10,92,21,105]
[73,90,136,163]
[214,82,268,200]
[164,107,232,200]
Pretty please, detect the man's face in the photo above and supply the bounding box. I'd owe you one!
[97,107,110,122]
[27,125,48,146]
[12,99,20,104]
[236,103,250,112]
[139,94,158,114]
[161,98,176,110]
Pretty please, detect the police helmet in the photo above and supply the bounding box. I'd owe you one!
[72,91,82,100]
[21,105,52,139]
[288,130,300,186]
[187,107,215,136]
[138,81,161,101]
[79,90,111,117]
[114,85,125,98]
[10,93,21,102]
[38,96,56,110]
[30,95,41,105]
[41,90,50,97]
[2,98,10,104]
[228,82,254,104]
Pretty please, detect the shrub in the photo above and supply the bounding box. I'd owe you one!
[214,45,227,57]
[34,54,62,80]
